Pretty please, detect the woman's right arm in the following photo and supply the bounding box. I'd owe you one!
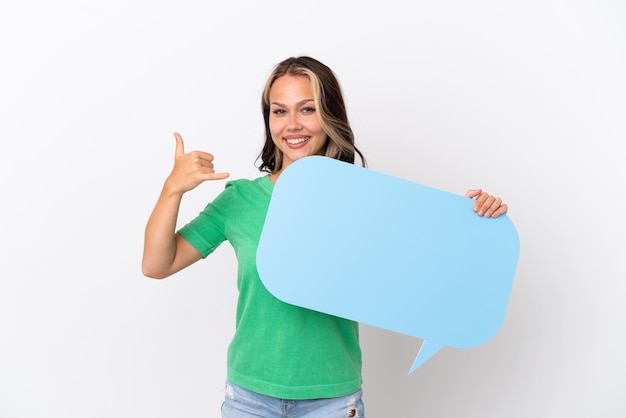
[142,132,229,279]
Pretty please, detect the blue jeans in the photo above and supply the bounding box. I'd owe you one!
[221,380,366,418]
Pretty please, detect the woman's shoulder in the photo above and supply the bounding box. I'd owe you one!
[223,175,273,196]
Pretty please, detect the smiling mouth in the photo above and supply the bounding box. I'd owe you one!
[286,137,309,145]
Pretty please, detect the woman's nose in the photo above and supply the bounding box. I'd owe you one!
[286,113,302,130]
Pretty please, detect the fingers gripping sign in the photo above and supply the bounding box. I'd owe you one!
[167,132,230,194]
[465,188,508,218]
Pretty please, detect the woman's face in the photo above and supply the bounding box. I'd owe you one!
[268,74,328,173]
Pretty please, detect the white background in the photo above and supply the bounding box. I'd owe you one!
[1,1,625,417]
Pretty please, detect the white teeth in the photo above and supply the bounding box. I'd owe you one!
[286,137,308,144]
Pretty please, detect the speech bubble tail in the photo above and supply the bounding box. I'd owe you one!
[409,340,444,373]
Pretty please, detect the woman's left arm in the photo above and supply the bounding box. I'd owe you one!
[465,189,508,218]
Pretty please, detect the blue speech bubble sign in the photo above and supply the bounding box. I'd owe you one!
[257,156,520,372]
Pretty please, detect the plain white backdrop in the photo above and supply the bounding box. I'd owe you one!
[1,1,625,417]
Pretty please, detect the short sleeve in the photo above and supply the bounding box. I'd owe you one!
[177,183,236,258]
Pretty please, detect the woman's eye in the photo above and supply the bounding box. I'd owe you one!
[272,109,286,115]
[302,106,316,114]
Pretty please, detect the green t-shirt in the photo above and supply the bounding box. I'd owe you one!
[178,175,362,399]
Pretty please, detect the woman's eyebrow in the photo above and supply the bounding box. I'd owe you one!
[270,99,314,107]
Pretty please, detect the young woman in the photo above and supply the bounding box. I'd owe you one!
[142,56,508,418]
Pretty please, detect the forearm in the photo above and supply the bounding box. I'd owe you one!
[141,183,186,278]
